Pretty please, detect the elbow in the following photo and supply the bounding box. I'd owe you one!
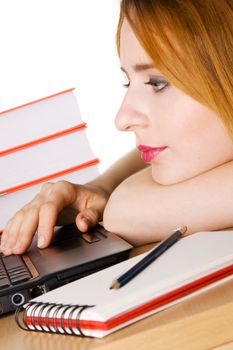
[103,189,142,246]
[103,192,123,236]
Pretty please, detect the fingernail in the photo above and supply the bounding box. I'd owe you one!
[1,242,10,250]
[2,249,12,256]
[37,236,45,248]
[1,237,6,245]
[82,217,90,225]
[14,241,21,249]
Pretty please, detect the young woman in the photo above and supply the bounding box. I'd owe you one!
[1,0,233,255]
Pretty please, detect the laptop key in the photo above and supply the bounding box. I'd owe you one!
[1,254,32,285]
[2,255,26,270]
[11,273,31,285]
[8,269,28,277]
[0,277,10,289]
[81,232,100,244]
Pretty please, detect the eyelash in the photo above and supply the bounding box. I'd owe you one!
[123,79,169,93]
[145,79,169,93]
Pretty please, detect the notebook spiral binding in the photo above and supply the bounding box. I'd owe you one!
[15,301,95,336]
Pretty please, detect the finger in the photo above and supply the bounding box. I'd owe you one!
[36,182,76,248]
[0,212,24,255]
[0,218,14,250]
[0,194,44,254]
[11,206,39,255]
[76,207,101,232]
[37,202,59,248]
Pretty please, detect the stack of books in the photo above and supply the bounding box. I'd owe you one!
[0,88,99,231]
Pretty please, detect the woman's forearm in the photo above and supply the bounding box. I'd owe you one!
[88,149,147,195]
[103,161,233,245]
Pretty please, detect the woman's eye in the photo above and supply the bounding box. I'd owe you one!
[121,73,169,92]
[122,81,130,88]
[122,71,130,88]
[145,79,169,93]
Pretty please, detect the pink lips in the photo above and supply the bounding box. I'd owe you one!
[138,145,167,163]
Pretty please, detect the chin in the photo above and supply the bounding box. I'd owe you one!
[151,166,191,185]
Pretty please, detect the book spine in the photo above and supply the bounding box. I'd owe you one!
[0,123,87,157]
[0,88,75,117]
[0,158,100,196]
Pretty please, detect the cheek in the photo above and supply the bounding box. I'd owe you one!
[163,101,220,149]
[148,90,233,184]
[170,118,207,150]
[168,110,233,172]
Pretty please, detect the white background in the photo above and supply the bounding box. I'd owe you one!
[0,0,134,172]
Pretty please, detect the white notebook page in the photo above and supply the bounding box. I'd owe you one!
[30,230,233,322]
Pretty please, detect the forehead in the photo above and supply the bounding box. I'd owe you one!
[120,19,152,66]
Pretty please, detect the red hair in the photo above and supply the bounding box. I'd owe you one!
[117,0,233,136]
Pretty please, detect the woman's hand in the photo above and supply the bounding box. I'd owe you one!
[0,180,109,256]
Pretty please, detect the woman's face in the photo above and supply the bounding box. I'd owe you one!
[115,20,233,185]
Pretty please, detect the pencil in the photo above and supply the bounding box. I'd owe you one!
[110,226,187,290]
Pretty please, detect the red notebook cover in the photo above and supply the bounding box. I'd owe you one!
[24,262,233,332]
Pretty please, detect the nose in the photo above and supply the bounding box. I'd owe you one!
[115,90,148,132]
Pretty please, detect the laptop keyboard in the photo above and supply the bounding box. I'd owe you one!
[0,225,114,290]
[0,254,32,289]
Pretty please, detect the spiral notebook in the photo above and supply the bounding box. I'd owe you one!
[16,230,233,338]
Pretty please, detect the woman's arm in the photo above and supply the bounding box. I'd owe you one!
[0,149,146,255]
[103,161,233,245]
[88,148,147,195]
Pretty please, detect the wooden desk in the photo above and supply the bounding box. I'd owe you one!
[1,244,233,350]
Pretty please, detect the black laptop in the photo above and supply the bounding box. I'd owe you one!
[0,224,132,315]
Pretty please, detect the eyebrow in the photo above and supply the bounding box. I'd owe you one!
[121,63,155,73]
